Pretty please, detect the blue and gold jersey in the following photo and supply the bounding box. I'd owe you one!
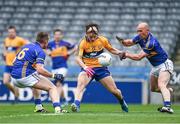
[48,40,75,69]
[11,42,46,79]
[132,33,168,66]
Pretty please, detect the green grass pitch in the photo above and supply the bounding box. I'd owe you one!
[0,103,180,123]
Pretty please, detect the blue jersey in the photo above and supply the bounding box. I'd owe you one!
[132,33,168,66]
[48,40,75,69]
[11,42,46,79]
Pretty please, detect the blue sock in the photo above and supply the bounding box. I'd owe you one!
[53,102,60,108]
[61,98,66,103]
[119,99,124,105]
[74,100,80,107]
[34,99,42,105]
[164,101,171,107]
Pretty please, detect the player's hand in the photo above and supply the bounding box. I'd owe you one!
[116,36,124,45]
[84,67,95,77]
[118,51,126,60]
[52,74,64,82]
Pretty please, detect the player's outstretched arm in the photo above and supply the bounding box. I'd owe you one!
[106,47,126,61]
[68,45,78,56]
[125,50,148,61]
[36,64,64,81]
[116,36,135,47]
[36,64,53,78]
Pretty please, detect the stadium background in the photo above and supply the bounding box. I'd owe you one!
[0,0,180,105]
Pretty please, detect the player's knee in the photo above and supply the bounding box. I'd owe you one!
[56,82,62,87]
[158,82,166,89]
[77,82,86,90]
[110,88,119,95]
[48,85,57,92]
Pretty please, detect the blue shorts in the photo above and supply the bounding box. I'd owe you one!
[82,67,111,81]
[4,66,13,74]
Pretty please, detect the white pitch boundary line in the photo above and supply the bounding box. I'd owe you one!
[0,113,66,119]
[0,112,179,119]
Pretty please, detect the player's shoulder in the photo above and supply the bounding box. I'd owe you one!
[149,33,158,42]
[98,35,108,41]
[61,40,69,43]
[48,40,54,45]
[33,43,45,54]
[60,40,71,46]
[16,36,25,41]
[4,37,9,42]
[79,37,86,44]
[132,34,141,42]
[23,43,34,49]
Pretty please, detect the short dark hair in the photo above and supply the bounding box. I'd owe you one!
[53,29,63,34]
[85,23,99,33]
[36,32,49,43]
[8,25,16,31]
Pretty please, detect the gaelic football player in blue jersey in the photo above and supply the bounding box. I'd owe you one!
[47,29,76,106]
[11,32,68,113]
[117,22,174,114]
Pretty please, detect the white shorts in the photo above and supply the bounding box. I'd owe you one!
[150,59,174,77]
[11,72,40,88]
[52,67,68,77]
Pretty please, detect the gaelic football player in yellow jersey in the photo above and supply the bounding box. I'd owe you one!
[3,26,28,101]
[71,23,128,112]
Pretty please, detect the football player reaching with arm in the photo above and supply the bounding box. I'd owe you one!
[116,22,174,114]
[11,32,68,113]
[71,23,128,113]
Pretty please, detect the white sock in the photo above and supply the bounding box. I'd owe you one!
[55,106,61,113]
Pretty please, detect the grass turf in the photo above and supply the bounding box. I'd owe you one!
[0,103,180,123]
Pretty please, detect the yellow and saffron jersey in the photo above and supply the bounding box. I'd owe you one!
[78,35,113,67]
[4,36,28,66]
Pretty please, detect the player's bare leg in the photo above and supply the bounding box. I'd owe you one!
[99,76,128,112]
[71,72,91,112]
[3,73,19,99]
[32,76,67,113]
[150,75,173,93]
[157,71,174,114]
[56,82,63,98]
[32,88,47,113]
[56,81,67,106]
[150,75,159,92]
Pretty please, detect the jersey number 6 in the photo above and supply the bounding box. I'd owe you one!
[17,48,29,60]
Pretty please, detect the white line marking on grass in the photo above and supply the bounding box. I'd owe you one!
[0,112,179,120]
[2,113,65,119]
[65,113,180,118]
[0,113,65,119]
[0,114,33,119]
